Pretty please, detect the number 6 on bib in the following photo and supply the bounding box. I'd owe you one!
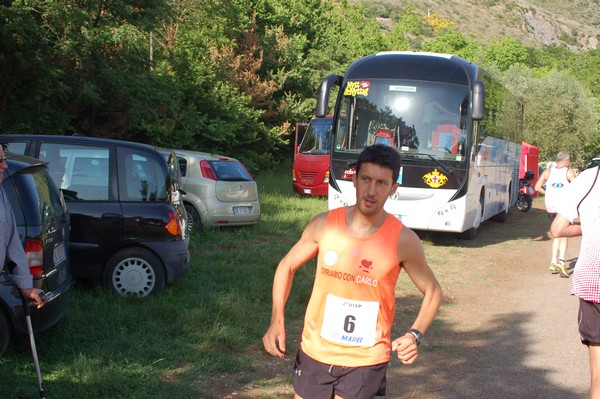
[320,294,380,347]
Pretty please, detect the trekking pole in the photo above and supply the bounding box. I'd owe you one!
[20,290,47,399]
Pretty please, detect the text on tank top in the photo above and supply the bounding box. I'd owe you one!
[300,207,404,367]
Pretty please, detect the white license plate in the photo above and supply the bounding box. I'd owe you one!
[303,188,312,194]
[53,243,66,265]
[233,206,252,215]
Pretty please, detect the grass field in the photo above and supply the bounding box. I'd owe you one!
[0,164,327,398]
[0,163,542,398]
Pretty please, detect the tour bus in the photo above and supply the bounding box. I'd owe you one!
[292,115,333,196]
[316,52,523,238]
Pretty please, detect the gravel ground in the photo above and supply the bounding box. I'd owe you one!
[386,205,589,398]
[224,201,589,399]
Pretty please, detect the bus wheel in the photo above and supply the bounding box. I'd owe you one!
[492,184,510,223]
[462,192,484,239]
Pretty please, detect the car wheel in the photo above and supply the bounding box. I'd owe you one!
[103,248,166,297]
[0,310,10,355]
[184,203,202,233]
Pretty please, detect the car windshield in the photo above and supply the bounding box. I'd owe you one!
[334,79,469,161]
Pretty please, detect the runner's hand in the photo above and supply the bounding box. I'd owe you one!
[263,321,286,359]
[392,333,419,365]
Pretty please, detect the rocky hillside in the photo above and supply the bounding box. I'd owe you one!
[352,0,600,51]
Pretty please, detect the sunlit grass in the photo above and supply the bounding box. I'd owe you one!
[0,162,327,398]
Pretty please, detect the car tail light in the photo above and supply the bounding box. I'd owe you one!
[25,239,44,278]
[165,209,183,237]
[200,160,217,181]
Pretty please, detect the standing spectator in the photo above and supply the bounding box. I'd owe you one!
[551,165,600,399]
[0,147,46,308]
[535,151,577,277]
[263,144,442,399]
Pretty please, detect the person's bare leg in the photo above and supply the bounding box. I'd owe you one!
[558,237,568,262]
[588,344,600,399]
[551,237,560,263]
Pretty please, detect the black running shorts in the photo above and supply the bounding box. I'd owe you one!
[293,347,388,399]
[578,298,600,345]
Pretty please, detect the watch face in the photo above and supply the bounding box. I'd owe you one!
[410,329,423,344]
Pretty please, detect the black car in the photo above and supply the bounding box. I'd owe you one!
[0,153,72,355]
[0,135,190,297]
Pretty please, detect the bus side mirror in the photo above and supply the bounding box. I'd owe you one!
[472,80,485,120]
[316,74,342,118]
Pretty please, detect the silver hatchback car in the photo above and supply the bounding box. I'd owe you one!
[174,149,260,231]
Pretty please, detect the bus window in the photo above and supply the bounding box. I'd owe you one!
[299,118,332,155]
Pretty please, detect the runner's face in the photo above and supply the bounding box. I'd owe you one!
[353,162,398,215]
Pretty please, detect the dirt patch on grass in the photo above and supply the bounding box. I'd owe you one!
[205,200,588,398]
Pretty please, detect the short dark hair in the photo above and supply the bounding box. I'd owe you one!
[356,144,401,182]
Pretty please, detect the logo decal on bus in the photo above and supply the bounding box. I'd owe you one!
[344,81,370,97]
[423,169,448,188]
[343,167,356,180]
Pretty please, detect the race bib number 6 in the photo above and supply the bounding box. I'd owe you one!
[320,294,380,347]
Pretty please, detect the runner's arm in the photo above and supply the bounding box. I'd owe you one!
[263,213,326,358]
[392,227,442,364]
[534,168,549,195]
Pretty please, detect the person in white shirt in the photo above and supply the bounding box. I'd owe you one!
[551,165,600,399]
[534,151,577,277]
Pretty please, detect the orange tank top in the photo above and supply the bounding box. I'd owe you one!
[300,207,404,367]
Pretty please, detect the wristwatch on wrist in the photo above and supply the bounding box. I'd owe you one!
[408,328,423,345]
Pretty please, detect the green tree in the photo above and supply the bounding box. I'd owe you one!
[484,37,529,71]
[503,66,598,162]
[421,29,482,61]
[386,4,421,50]
[0,4,70,131]
[1,0,175,138]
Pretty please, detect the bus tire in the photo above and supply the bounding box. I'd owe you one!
[492,184,511,223]
[462,191,484,239]
[461,226,478,240]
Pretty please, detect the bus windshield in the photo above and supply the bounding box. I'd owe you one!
[335,80,469,161]
[299,118,333,155]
